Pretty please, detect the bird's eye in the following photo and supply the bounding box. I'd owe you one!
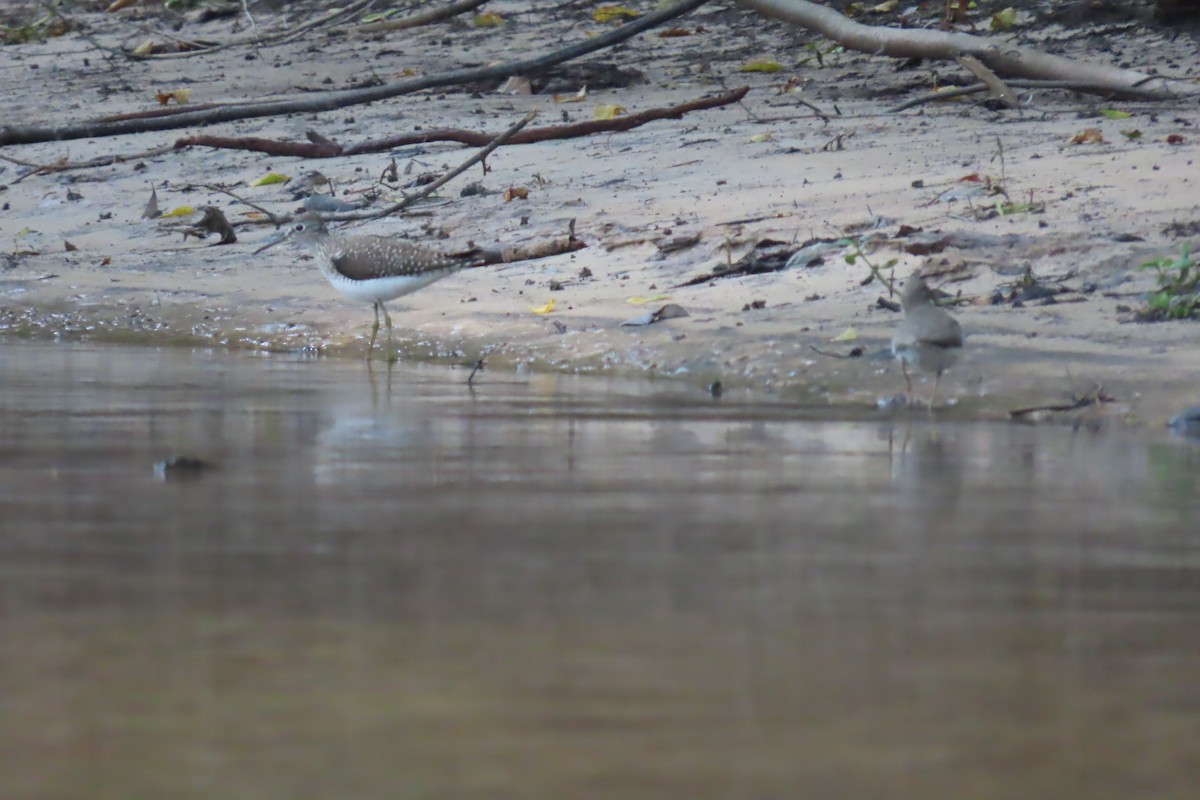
[293,223,305,233]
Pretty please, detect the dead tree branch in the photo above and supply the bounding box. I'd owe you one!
[0,0,709,147]
[173,87,748,158]
[737,0,1194,101]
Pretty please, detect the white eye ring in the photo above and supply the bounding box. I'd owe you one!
[293,223,306,233]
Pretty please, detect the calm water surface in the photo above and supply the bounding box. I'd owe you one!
[1,343,1198,800]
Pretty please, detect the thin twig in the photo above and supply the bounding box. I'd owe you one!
[200,184,283,225]
[132,0,376,59]
[357,0,489,35]
[369,111,538,219]
[889,78,1178,113]
[1009,384,1112,419]
[240,0,259,39]
[275,0,378,46]
[0,145,175,182]
[466,358,486,385]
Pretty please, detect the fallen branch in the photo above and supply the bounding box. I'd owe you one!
[474,234,587,267]
[357,0,490,35]
[887,78,1184,113]
[736,0,1193,100]
[174,87,749,158]
[174,134,340,158]
[0,144,174,182]
[0,0,709,146]
[126,0,376,59]
[1,86,744,182]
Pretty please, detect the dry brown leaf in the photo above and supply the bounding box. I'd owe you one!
[498,76,532,95]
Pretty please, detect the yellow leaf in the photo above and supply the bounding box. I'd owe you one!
[627,295,670,305]
[593,103,625,120]
[749,132,774,143]
[593,5,640,23]
[868,1,899,12]
[155,87,192,105]
[1099,108,1132,119]
[530,299,556,315]
[554,86,589,104]
[831,327,858,342]
[1069,128,1104,145]
[131,38,155,57]
[360,10,398,23]
[990,7,1016,30]
[473,12,503,27]
[248,173,291,187]
[739,60,784,73]
[161,206,195,218]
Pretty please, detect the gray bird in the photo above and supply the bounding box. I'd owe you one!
[891,273,963,407]
[257,211,475,359]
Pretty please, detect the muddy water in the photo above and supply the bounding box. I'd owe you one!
[1,342,1198,800]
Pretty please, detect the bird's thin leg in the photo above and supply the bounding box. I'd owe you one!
[901,361,913,405]
[380,303,396,363]
[929,371,943,411]
[366,301,381,359]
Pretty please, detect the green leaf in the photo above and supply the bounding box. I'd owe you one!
[990,7,1017,30]
[739,60,785,73]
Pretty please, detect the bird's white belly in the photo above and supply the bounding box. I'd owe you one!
[326,270,453,304]
[893,339,958,374]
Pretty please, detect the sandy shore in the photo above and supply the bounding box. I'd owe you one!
[2,1,1198,424]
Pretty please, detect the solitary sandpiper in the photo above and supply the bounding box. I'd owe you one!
[891,273,964,407]
[256,211,477,359]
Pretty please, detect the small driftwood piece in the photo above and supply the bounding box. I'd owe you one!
[1009,385,1114,420]
[174,87,748,159]
[955,54,1020,109]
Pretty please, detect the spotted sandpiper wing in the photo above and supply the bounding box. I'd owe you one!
[891,273,964,408]
[256,211,476,360]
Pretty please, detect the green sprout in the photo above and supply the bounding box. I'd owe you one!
[837,236,898,295]
[1139,244,1198,321]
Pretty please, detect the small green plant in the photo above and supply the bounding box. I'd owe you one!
[1139,244,1198,321]
[798,41,843,68]
[1,1,71,46]
[837,236,898,296]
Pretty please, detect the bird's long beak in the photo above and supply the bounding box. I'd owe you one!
[253,229,289,255]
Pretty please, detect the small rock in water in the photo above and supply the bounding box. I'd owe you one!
[1167,407,1200,438]
[154,455,216,481]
